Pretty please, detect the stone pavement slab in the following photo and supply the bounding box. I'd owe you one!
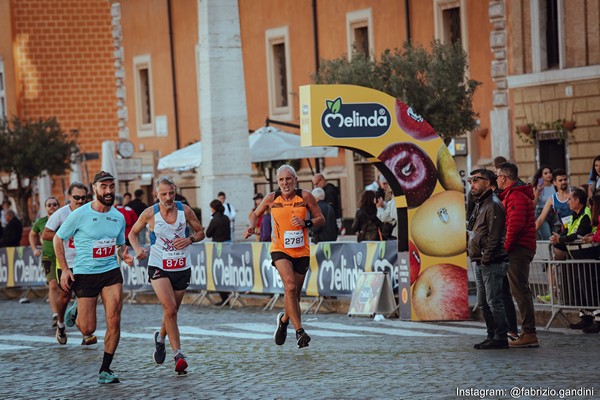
[0,300,598,399]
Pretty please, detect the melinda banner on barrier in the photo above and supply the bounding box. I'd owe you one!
[1,242,398,300]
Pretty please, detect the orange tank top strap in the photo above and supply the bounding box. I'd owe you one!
[270,189,310,258]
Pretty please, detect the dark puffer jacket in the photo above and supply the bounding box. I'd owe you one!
[498,181,537,252]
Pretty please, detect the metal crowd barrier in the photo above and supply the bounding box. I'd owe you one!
[529,241,600,329]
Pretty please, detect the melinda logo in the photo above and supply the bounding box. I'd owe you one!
[320,97,391,138]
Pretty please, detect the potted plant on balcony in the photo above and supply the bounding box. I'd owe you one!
[515,119,574,144]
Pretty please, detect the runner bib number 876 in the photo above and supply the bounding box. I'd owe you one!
[93,238,116,259]
[283,230,304,248]
[163,250,186,269]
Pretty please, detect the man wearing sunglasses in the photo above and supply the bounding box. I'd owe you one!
[467,169,510,350]
[29,196,61,328]
[42,182,90,346]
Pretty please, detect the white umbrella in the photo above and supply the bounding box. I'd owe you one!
[157,141,201,171]
[70,161,82,184]
[37,170,52,217]
[156,127,338,172]
[248,126,338,162]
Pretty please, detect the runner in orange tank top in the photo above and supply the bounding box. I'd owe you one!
[244,165,324,348]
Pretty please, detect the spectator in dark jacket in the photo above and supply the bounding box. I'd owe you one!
[0,210,23,247]
[259,209,272,242]
[312,173,341,219]
[311,187,338,243]
[127,189,148,217]
[351,191,383,242]
[206,200,231,242]
[205,199,231,305]
[468,168,509,349]
[497,162,539,348]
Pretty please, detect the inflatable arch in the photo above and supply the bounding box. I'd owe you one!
[300,84,469,321]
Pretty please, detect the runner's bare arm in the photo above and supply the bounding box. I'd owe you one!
[41,227,55,241]
[29,229,41,257]
[53,235,74,290]
[244,193,273,238]
[535,196,553,231]
[128,207,153,259]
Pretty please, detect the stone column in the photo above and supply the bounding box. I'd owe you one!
[489,0,512,159]
[197,0,253,240]
[111,2,128,139]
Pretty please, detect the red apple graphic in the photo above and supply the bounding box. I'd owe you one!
[412,263,469,321]
[395,100,438,141]
[408,240,421,285]
[378,142,437,208]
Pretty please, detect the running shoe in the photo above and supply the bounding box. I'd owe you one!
[153,330,166,364]
[98,369,120,384]
[56,326,67,345]
[52,314,58,328]
[174,352,188,374]
[274,312,288,346]
[81,335,97,345]
[65,300,78,328]
[296,329,311,349]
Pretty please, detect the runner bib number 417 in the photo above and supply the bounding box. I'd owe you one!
[284,230,304,248]
[93,238,116,259]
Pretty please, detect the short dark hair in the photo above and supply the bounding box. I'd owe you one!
[497,162,518,181]
[217,191,226,197]
[134,189,144,197]
[493,156,508,169]
[469,168,496,181]
[552,169,568,180]
[210,199,225,213]
[68,182,88,195]
[571,187,587,206]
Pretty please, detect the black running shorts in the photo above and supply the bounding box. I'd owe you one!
[72,268,123,298]
[271,252,310,275]
[147,266,191,291]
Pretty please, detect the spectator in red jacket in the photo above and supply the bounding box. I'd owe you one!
[115,194,138,245]
[496,162,539,348]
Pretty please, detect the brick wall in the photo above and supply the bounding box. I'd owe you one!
[13,0,117,181]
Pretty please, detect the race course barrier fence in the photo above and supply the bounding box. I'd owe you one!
[0,241,399,306]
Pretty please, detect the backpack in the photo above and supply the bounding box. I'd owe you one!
[357,219,381,242]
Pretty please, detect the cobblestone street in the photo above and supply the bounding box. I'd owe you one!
[0,299,598,399]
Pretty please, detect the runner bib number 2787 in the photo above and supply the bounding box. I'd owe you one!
[283,230,304,248]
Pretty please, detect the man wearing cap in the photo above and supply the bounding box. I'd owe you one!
[54,171,134,384]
